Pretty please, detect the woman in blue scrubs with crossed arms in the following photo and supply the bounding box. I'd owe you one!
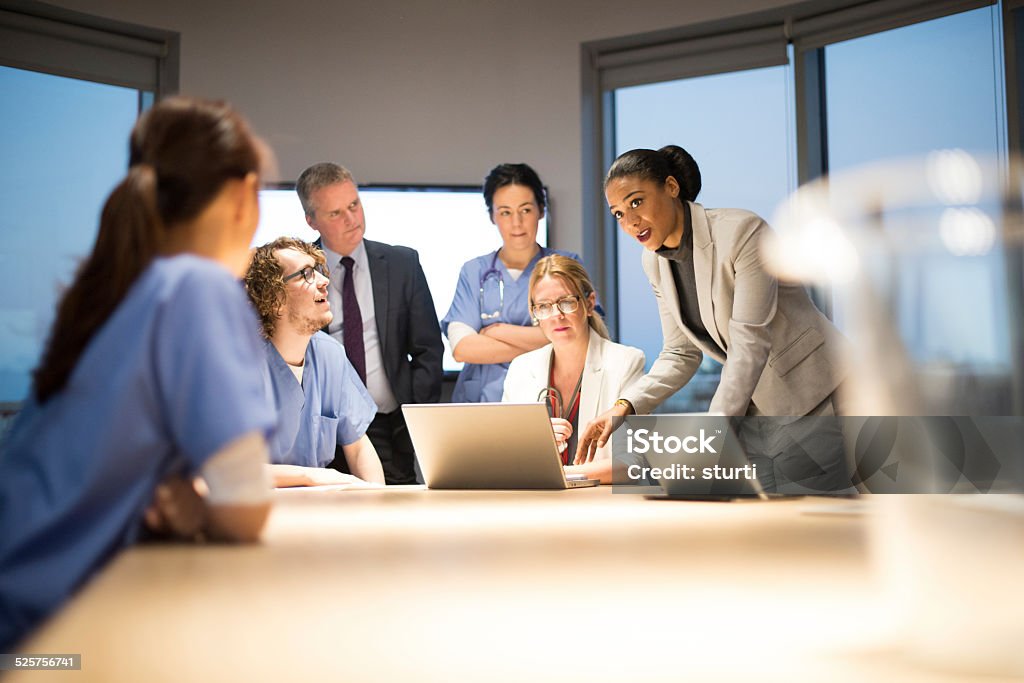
[0,98,277,650]
[443,163,583,402]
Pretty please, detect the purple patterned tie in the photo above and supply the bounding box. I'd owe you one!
[340,256,366,384]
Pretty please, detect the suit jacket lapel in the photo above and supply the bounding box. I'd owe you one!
[364,240,389,353]
[689,203,728,353]
[533,347,553,401]
[657,256,693,343]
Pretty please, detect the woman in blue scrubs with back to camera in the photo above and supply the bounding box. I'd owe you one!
[442,163,584,402]
[0,97,277,650]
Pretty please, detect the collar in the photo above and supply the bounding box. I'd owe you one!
[264,338,309,405]
[493,243,547,271]
[655,201,694,262]
[584,326,604,374]
[542,326,602,378]
[687,201,713,250]
[321,239,368,273]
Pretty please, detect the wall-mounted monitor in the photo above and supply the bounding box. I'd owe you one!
[255,184,549,373]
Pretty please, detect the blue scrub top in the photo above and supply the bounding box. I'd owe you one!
[441,246,581,403]
[0,255,276,650]
[263,332,377,468]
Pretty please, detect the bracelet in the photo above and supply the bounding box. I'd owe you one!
[614,398,634,415]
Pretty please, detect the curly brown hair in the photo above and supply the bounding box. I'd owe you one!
[245,237,329,338]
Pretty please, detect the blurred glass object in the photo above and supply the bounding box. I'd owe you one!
[821,4,1009,414]
[769,152,1021,417]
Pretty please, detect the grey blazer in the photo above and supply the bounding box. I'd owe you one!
[620,202,849,417]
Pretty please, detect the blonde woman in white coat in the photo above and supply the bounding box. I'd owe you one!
[502,254,644,484]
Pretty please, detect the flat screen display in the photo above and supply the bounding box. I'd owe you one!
[254,184,549,373]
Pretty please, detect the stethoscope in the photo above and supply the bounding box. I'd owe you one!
[536,351,584,420]
[537,353,584,457]
[479,246,549,321]
[537,376,583,421]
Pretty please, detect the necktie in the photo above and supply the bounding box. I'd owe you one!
[340,256,366,384]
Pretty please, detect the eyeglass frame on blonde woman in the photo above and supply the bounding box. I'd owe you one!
[531,295,580,321]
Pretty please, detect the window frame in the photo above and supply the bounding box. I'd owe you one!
[0,0,179,96]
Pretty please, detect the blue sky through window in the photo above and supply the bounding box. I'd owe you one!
[0,66,141,403]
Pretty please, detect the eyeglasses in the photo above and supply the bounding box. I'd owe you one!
[531,295,580,321]
[283,262,329,285]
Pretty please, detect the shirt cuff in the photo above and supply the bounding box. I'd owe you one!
[446,321,476,351]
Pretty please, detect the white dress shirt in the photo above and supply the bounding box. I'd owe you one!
[321,240,398,414]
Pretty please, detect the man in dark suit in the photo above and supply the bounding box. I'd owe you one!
[297,163,443,485]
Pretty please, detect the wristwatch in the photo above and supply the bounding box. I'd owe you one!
[614,398,635,415]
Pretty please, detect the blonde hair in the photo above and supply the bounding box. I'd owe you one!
[528,254,609,340]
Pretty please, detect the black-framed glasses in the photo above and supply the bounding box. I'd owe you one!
[283,262,329,285]
[532,295,580,321]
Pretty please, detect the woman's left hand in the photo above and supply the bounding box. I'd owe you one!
[550,417,573,453]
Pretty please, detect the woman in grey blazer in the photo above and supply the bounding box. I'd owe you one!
[577,146,852,493]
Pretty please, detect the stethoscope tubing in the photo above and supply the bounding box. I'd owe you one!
[479,247,548,321]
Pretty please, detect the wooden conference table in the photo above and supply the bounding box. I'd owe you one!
[11,487,1022,682]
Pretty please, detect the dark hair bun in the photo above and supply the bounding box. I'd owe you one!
[483,163,547,215]
[658,145,701,202]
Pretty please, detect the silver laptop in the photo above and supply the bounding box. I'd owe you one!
[402,403,600,489]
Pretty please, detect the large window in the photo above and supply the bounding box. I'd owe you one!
[825,7,1003,168]
[583,0,1022,415]
[0,2,177,413]
[0,66,145,405]
[613,65,794,411]
[824,6,1010,411]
